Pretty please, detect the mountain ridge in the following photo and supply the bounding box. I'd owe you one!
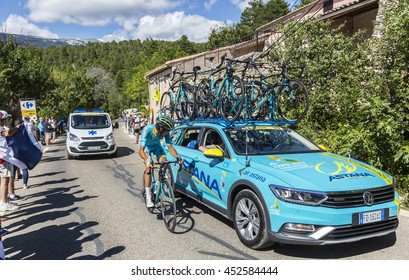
[0,32,100,48]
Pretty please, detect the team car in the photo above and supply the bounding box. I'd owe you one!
[164,121,400,249]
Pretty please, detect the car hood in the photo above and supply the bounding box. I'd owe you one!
[242,152,392,191]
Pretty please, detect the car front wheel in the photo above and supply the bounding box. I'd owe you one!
[233,189,273,249]
[66,150,73,160]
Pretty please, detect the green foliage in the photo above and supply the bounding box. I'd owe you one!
[0,35,205,119]
[208,0,289,48]
[295,0,316,9]
[0,39,55,117]
[267,2,408,203]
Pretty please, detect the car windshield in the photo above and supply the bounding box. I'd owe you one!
[71,114,110,129]
[224,126,322,155]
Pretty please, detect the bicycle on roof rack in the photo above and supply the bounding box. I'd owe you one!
[237,57,309,123]
[193,53,245,123]
[159,65,201,121]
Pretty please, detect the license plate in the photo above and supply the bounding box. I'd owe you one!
[359,210,384,224]
[87,146,101,151]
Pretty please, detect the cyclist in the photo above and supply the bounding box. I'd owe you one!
[138,115,183,207]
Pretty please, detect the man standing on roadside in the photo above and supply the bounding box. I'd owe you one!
[43,117,52,147]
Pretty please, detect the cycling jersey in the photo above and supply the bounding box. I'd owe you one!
[140,124,172,160]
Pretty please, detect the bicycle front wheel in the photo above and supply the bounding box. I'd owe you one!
[159,180,177,232]
[277,80,309,122]
[219,75,244,123]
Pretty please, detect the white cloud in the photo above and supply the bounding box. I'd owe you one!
[131,11,224,42]
[204,0,218,11]
[230,0,250,11]
[27,0,181,26]
[1,14,59,38]
[100,30,129,42]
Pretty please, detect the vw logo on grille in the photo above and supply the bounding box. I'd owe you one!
[363,191,374,206]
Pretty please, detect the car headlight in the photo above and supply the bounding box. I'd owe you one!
[270,185,327,206]
[106,132,114,140]
[69,133,80,142]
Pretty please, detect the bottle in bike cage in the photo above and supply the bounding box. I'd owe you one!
[153,180,159,193]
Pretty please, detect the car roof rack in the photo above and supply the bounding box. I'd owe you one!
[73,108,104,113]
[175,117,296,128]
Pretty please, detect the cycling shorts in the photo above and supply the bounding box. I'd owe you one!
[144,145,166,161]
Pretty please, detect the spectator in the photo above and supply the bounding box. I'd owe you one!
[0,110,20,212]
[43,117,53,147]
[20,117,42,189]
[133,114,141,144]
[37,117,45,145]
[50,117,57,141]
[140,115,148,131]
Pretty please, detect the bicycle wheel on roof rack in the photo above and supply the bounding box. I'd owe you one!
[175,86,193,121]
[160,91,175,118]
[195,80,212,119]
[219,75,244,123]
[159,180,177,232]
[246,80,268,121]
[277,79,309,122]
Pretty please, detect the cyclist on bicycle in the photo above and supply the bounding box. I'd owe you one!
[138,115,183,207]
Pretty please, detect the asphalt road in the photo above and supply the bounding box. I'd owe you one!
[2,123,408,260]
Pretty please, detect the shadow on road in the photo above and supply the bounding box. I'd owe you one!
[4,183,125,260]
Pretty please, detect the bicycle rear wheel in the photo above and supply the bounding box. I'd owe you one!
[160,91,175,118]
[175,86,193,121]
[277,80,309,122]
[159,180,177,232]
[195,80,212,119]
[219,75,244,123]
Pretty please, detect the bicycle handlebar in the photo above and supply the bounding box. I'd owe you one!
[147,160,183,175]
[215,53,227,69]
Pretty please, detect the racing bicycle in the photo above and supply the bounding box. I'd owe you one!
[194,53,244,123]
[143,160,182,232]
[160,65,200,121]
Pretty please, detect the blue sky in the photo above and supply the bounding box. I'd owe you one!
[0,0,298,42]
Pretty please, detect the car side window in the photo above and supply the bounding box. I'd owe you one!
[199,129,229,158]
[180,128,201,149]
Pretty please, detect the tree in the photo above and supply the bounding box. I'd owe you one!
[207,0,289,48]
[295,0,316,9]
[0,40,55,117]
[266,1,409,205]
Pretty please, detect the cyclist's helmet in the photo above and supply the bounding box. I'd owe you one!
[156,115,174,131]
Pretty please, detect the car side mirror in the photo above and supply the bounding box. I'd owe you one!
[203,148,224,158]
[113,122,119,129]
[318,144,328,151]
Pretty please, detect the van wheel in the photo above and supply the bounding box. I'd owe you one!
[67,151,73,160]
[111,150,118,158]
[232,189,273,249]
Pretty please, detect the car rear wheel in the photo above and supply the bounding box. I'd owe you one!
[233,189,273,249]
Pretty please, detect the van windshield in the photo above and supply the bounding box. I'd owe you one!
[71,114,110,129]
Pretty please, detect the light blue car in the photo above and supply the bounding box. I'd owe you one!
[165,121,400,249]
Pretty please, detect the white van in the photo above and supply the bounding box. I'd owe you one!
[66,109,119,159]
